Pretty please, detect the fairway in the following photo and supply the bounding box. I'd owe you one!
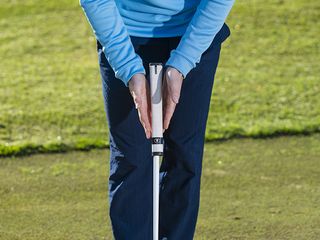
[1,135,319,240]
[1,0,320,156]
[1,0,320,239]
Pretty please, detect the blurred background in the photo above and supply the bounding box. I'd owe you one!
[0,0,319,239]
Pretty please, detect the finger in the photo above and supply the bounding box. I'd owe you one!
[136,96,151,138]
[168,83,181,104]
[143,83,152,134]
[140,102,152,138]
[162,87,167,114]
[162,78,168,131]
[137,108,151,139]
[170,92,180,104]
[133,94,142,109]
[163,99,176,130]
[146,80,152,131]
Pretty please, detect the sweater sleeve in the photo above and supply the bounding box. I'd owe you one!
[79,0,146,87]
[165,0,235,78]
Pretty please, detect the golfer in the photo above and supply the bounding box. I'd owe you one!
[80,0,235,239]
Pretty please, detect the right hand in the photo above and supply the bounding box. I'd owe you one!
[162,66,184,132]
[128,73,152,139]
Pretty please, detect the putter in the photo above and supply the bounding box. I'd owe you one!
[149,63,164,240]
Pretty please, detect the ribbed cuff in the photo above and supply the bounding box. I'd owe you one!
[115,59,146,87]
[164,49,195,79]
[124,67,146,87]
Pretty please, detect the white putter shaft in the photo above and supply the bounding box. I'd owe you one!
[149,63,164,240]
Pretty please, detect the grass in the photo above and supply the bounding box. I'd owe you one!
[0,134,319,239]
[0,0,320,156]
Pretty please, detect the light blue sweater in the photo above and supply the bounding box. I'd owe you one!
[80,0,235,87]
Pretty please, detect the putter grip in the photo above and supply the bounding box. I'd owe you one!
[149,63,163,156]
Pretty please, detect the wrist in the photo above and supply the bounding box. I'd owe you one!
[165,65,185,79]
[174,68,184,79]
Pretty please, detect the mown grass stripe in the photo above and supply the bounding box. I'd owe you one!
[1,126,320,157]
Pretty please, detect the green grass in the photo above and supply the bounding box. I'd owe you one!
[0,0,320,156]
[1,135,319,239]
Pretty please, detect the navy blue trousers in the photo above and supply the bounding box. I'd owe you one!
[97,23,230,240]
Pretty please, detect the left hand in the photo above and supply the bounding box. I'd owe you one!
[162,66,184,132]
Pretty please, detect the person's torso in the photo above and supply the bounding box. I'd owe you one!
[116,0,201,37]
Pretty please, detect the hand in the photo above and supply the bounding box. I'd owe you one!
[128,73,152,139]
[162,66,184,132]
